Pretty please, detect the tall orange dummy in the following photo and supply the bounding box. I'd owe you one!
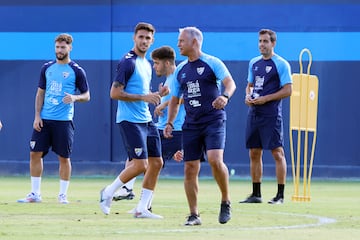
[290,48,319,202]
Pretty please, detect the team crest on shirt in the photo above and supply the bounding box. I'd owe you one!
[62,72,70,78]
[197,67,205,75]
[30,141,36,149]
[266,66,272,73]
[134,148,143,157]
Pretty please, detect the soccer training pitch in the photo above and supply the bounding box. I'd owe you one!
[0,176,359,240]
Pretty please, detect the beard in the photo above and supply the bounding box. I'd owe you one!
[56,52,68,61]
[135,45,148,55]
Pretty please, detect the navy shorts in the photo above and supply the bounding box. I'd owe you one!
[182,119,226,162]
[159,130,182,161]
[118,121,161,160]
[245,115,284,150]
[30,120,75,158]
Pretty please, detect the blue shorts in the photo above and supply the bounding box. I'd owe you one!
[118,121,161,160]
[182,119,226,162]
[245,115,284,150]
[30,120,75,158]
[159,130,182,161]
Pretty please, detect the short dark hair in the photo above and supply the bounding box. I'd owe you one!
[55,33,73,44]
[134,22,155,34]
[151,46,176,63]
[259,29,277,42]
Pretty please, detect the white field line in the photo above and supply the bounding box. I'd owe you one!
[115,211,337,233]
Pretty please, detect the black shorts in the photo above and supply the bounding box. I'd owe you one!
[182,119,225,162]
[118,121,161,160]
[159,130,182,161]
[30,120,74,158]
[245,115,283,150]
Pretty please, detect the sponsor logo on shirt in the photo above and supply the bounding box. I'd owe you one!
[189,99,201,107]
[187,80,201,98]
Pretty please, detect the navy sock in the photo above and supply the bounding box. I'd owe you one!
[252,182,261,197]
[277,184,285,198]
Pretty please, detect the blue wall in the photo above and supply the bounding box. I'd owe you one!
[0,0,359,178]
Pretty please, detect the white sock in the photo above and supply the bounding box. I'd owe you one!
[136,188,153,212]
[124,177,136,190]
[147,195,153,210]
[31,176,41,195]
[59,179,70,196]
[116,177,136,195]
[105,176,123,197]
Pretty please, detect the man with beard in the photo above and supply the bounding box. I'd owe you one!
[112,46,184,203]
[99,22,169,219]
[18,33,90,204]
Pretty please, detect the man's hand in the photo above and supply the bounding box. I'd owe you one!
[142,92,161,105]
[163,124,173,138]
[158,83,169,97]
[154,103,166,117]
[33,116,43,132]
[248,95,267,105]
[173,150,183,162]
[244,94,254,106]
[212,95,228,109]
[62,92,77,104]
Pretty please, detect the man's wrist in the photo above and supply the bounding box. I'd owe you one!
[222,92,230,100]
[166,122,174,129]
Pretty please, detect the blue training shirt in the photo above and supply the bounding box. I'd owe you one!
[247,54,292,117]
[39,61,89,121]
[156,71,185,131]
[172,53,232,124]
[114,50,152,123]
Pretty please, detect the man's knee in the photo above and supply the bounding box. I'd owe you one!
[185,161,200,177]
[271,147,285,161]
[149,157,163,170]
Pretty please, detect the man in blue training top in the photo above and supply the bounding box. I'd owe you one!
[99,22,168,219]
[239,28,292,205]
[112,46,185,203]
[18,33,90,204]
[152,46,186,166]
[164,26,236,226]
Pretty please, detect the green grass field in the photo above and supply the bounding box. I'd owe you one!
[0,176,359,240]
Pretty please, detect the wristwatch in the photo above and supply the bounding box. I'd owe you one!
[222,92,230,99]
